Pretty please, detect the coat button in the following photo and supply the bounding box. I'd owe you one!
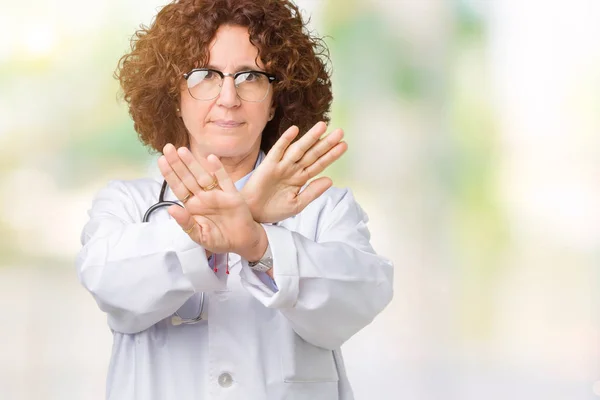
[218,372,233,388]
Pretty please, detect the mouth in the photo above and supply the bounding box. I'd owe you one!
[211,120,244,128]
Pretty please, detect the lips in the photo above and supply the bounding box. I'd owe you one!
[212,120,243,128]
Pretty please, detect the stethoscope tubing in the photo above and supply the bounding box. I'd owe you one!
[142,180,182,223]
[143,179,206,325]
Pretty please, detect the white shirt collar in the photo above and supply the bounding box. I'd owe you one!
[234,150,265,191]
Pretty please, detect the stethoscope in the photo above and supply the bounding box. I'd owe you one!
[143,179,205,325]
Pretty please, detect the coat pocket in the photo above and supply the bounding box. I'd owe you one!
[280,330,339,383]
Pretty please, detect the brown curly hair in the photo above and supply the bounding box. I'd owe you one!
[115,0,333,154]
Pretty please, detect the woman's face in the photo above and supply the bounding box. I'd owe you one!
[179,24,275,160]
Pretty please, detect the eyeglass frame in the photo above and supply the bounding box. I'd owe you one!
[182,68,277,102]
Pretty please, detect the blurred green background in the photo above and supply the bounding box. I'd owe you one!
[1,0,599,399]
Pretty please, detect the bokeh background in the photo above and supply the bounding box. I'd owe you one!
[1,0,599,399]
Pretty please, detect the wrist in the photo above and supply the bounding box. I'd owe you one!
[240,222,268,262]
[240,189,259,220]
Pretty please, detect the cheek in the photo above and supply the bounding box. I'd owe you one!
[249,103,271,123]
[181,101,212,127]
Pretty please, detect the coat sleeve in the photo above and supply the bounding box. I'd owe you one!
[76,180,226,334]
[239,188,394,350]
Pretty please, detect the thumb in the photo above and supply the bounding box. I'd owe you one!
[168,205,196,234]
[296,177,332,213]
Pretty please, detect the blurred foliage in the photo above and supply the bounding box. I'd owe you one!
[321,0,423,184]
[320,0,508,340]
[447,1,508,339]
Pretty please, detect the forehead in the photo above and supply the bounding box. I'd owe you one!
[207,24,265,70]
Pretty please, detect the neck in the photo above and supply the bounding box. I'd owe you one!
[218,151,259,183]
[190,145,260,184]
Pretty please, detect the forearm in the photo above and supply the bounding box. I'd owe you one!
[237,221,269,264]
[239,222,276,280]
[78,218,225,333]
[240,224,393,349]
[239,188,394,349]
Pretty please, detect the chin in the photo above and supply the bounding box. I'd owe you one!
[203,139,257,159]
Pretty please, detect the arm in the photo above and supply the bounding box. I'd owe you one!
[239,189,394,350]
[76,180,225,334]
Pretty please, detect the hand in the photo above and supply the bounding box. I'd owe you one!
[158,143,221,258]
[241,121,347,223]
[159,143,218,198]
[158,151,267,260]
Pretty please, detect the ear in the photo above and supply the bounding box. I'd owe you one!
[268,106,276,121]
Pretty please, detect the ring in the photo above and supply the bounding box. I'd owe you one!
[183,224,194,234]
[182,193,192,204]
[201,178,219,191]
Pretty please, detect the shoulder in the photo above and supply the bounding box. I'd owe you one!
[301,186,367,222]
[98,177,162,198]
[323,186,357,206]
[308,186,358,208]
[90,178,163,221]
[106,177,162,198]
[285,186,371,241]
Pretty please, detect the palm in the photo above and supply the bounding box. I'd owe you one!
[243,159,310,222]
[187,191,256,254]
[241,122,347,223]
[160,152,264,258]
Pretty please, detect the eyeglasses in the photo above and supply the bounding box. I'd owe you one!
[183,68,277,102]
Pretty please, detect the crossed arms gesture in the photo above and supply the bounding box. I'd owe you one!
[157,121,347,264]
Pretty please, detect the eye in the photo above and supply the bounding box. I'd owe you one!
[237,72,263,84]
[203,70,218,80]
[187,69,221,88]
[244,72,259,81]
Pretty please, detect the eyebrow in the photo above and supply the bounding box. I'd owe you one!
[205,64,266,73]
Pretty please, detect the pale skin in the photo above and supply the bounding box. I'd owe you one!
[157,25,347,279]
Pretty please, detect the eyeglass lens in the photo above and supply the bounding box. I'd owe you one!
[186,70,271,102]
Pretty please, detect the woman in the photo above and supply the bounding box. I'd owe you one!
[76,0,394,399]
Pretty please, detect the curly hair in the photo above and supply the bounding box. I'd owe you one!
[115,0,333,154]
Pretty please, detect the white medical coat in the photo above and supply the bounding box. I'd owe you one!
[77,171,394,400]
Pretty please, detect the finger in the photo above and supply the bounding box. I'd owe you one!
[176,147,218,191]
[206,154,236,192]
[158,154,193,202]
[298,128,344,168]
[168,204,198,236]
[295,177,333,213]
[163,143,204,196]
[282,121,327,164]
[265,125,300,163]
[304,141,348,178]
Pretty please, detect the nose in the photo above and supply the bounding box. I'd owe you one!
[216,76,240,108]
